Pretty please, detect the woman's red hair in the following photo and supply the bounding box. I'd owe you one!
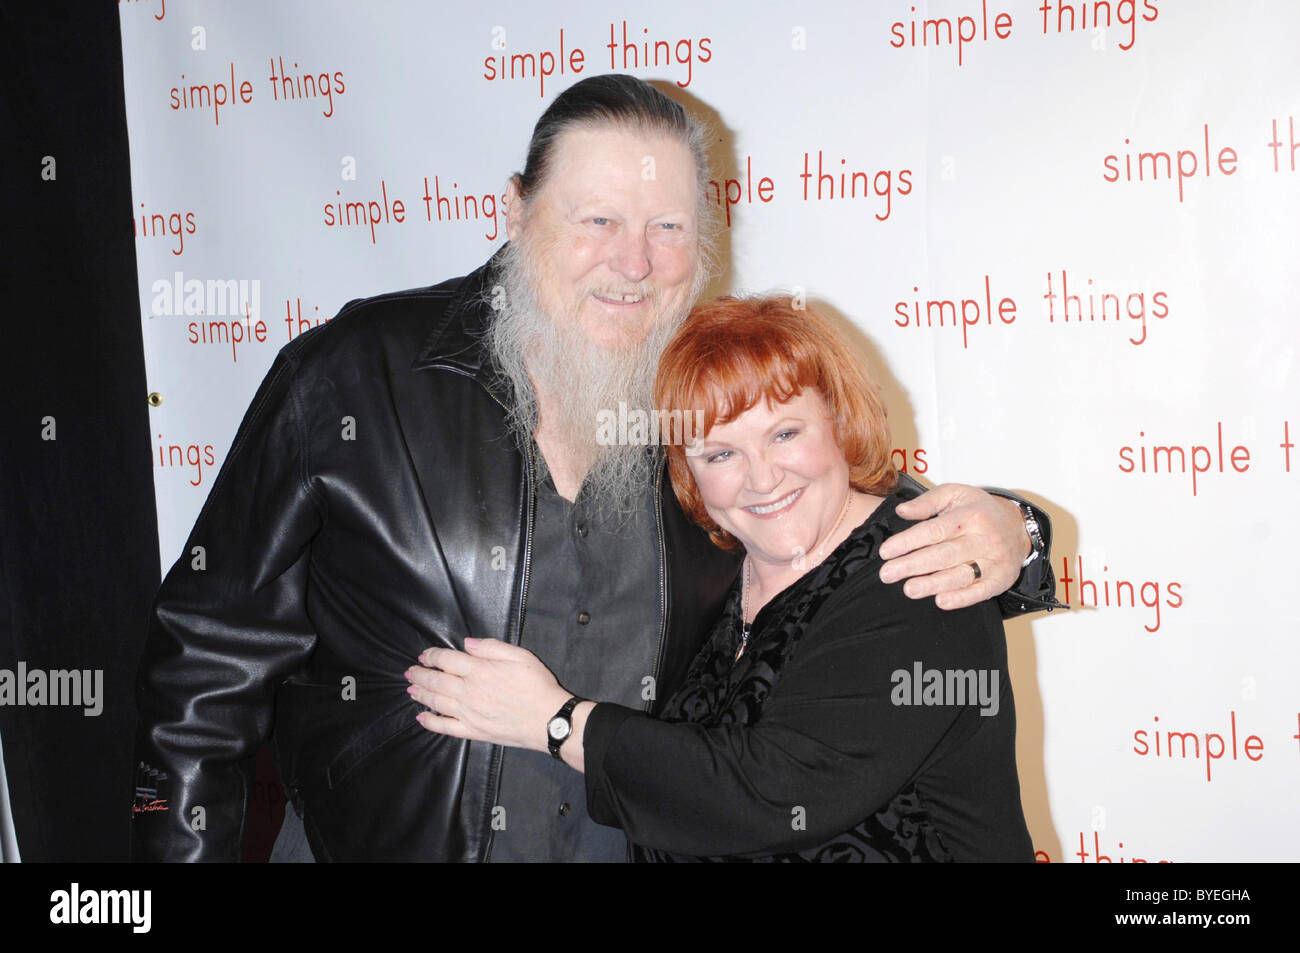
[655,294,897,551]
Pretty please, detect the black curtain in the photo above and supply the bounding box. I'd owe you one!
[0,3,159,861]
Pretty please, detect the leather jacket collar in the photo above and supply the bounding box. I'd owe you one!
[411,245,509,402]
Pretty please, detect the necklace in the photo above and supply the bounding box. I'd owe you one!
[736,560,754,662]
[736,488,854,662]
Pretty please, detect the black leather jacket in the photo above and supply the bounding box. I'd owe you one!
[131,250,1058,862]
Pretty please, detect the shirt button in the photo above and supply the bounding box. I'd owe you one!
[576,522,589,537]
[577,611,591,625]
[558,802,571,817]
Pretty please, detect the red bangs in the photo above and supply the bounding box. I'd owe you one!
[659,297,823,436]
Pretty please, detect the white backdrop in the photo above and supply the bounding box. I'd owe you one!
[118,0,1300,861]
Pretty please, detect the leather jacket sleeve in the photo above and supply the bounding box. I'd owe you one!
[892,473,1063,618]
[983,488,1063,617]
[132,347,323,862]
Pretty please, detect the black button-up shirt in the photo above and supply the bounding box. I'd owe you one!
[489,461,661,862]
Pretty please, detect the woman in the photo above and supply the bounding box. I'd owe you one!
[407,295,1033,862]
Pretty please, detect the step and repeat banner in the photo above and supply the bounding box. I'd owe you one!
[118,0,1299,861]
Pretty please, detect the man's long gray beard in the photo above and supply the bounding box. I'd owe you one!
[483,239,690,520]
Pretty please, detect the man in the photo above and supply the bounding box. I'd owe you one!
[132,75,1058,862]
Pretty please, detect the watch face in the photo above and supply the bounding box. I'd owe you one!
[548,717,570,741]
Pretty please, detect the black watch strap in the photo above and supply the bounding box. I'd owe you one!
[546,696,583,759]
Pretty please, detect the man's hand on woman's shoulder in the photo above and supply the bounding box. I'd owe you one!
[878,483,1031,610]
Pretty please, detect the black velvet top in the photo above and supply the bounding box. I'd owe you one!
[582,492,1035,862]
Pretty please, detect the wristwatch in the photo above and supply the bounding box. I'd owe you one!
[1019,502,1045,567]
[546,696,583,759]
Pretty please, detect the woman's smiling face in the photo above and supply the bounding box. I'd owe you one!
[685,388,851,568]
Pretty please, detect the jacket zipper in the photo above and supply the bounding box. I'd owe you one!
[646,458,670,715]
[628,458,671,864]
[480,389,536,863]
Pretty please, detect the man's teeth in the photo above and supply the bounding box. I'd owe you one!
[747,489,800,514]
[602,293,644,303]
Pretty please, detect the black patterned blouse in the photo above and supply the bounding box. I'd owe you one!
[582,491,1034,862]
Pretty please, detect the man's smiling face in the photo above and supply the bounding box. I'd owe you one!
[506,124,702,351]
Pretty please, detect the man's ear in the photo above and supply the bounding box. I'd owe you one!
[504,177,525,242]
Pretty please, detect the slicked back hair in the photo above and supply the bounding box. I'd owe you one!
[510,74,718,271]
